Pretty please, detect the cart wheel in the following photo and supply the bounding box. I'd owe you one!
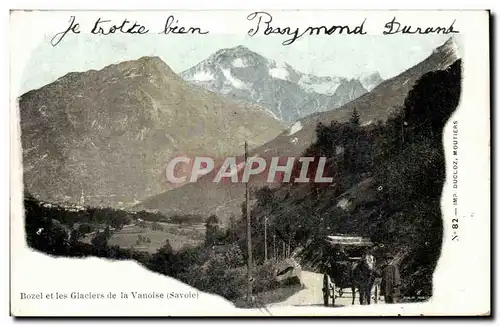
[322,274,329,306]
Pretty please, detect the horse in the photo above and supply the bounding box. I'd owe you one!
[321,246,358,305]
[352,252,376,305]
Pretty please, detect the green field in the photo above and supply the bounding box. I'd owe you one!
[84,221,206,253]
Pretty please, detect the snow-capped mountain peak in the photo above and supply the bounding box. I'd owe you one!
[268,60,301,82]
[181,45,268,83]
[180,45,384,122]
[298,74,344,95]
[358,71,384,91]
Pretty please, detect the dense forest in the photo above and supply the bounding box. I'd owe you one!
[229,59,462,297]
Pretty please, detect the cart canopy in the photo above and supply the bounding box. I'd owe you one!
[325,235,373,247]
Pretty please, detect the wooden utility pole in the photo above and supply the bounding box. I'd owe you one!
[273,234,276,260]
[264,216,268,261]
[245,141,253,304]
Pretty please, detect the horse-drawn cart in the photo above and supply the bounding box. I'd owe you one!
[321,235,380,306]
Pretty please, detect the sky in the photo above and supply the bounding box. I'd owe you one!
[18,33,461,95]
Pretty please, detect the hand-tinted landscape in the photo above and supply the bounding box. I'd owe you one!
[20,36,461,307]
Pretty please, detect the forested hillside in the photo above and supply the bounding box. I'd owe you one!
[229,59,462,297]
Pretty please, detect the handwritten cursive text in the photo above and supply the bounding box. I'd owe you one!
[50,16,81,46]
[91,18,149,35]
[247,11,366,46]
[383,17,460,35]
[159,15,209,35]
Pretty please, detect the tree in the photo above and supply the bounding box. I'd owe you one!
[350,108,361,126]
[255,186,274,208]
[205,214,221,246]
[78,223,95,234]
[150,240,176,275]
[226,214,239,243]
[70,228,84,245]
[91,226,112,250]
[206,214,219,227]
[152,222,164,231]
[403,60,461,140]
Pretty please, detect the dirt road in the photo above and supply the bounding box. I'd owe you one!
[268,271,381,308]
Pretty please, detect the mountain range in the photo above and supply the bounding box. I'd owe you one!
[137,38,460,223]
[19,56,285,207]
[181,45,381,122]
[19,38,458,219]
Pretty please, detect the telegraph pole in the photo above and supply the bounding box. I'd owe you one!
[245,141,253,304]
[273,234,276,260]
[264,216,268,261]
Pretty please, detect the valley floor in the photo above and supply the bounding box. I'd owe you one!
[81,221,206,253]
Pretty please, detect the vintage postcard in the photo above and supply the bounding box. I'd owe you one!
[9,9,490,316]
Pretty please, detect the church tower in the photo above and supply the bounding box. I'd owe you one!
[79,190,85,207]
